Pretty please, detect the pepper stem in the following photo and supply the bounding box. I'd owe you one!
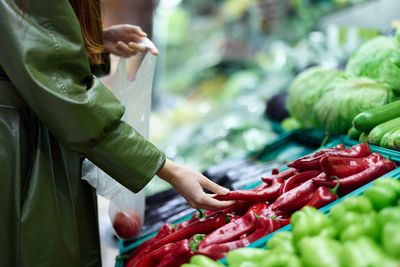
[196,209,205,219]
[320,132,330,148]
[329,176,340,195]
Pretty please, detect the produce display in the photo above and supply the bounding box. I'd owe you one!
[122,143,396,267]
[196,177,400,267]
[346,34,400,92]
[285,30,400,135]
[350,100,400,150]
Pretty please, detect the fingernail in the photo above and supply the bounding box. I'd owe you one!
[221,188,230,194]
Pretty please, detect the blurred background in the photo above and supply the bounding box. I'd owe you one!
[98,0,400,265]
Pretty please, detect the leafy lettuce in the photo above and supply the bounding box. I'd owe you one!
[314,76,394,134]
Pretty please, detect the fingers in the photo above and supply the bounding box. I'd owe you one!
[200,177,230,195]
[189,193,235,210]
[116,41,137,57]
[127,25,147,37]
[127,42,147,53]
[136,38,160,56]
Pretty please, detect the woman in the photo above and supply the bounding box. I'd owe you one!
[0,0,232,266]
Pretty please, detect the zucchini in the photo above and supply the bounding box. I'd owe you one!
[368,117,400,145]
[348,127,361,140]
[392,130,400,150]
[387,129,400,150]
[380,131,392,148]
[359,132,369,143]
[353,100,400,132]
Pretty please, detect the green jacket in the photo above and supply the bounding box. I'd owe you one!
[0,0,166,266]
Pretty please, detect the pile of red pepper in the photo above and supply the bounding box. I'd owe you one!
[125,143,396,267]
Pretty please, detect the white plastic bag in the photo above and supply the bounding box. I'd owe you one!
[82,51,156,240]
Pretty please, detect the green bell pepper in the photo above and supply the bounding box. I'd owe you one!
[333,211,362,234]
[181,264,200,267]
[378,206,400,226]
[291,207,336,243]
[189,255,224,267]
[238,262,260,267]
[339,212,380,242]
[330,196,373,222]
[364,183,398,210]
[374,178,400,196]
[382,222,400,259]
[299,236,341,267]
[266,232,296,254]
[260,252,302,267]
[226,248,268,267]
[368,258,400,267]
[341,237,387,267]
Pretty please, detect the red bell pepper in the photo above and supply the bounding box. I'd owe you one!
[306,178,339,209]
[287,144,345,171]
[198,216,281,260]
[128,223,176,260]
[205,201,251,217]
[271,179,318,212]
[288,143,371,171]
[199,204,265,248]
[146,212,230,252]
[214,178,283,202]
[320,153,383,178]
[313,159,396,196]
[155,239,192,267]
[127,242,178,267]
[261,168,298,183]
[279,170,320,194]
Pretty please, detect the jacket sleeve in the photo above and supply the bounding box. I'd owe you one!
[0,0,165,192]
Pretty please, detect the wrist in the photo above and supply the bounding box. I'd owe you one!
[157,159,178,183]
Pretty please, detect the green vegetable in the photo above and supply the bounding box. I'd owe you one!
[226,248,268,267]
[299,236,341,267]
[266,232,295,254]
[382,222,400,259]
[379,126,400,148]
[181,264,199,267]
[346,34,400,91]
[330,196,373,221]
[353,100,400,133]
[286,67,342,128]
[291,207,336,243]
[238,262,259,267]
[190,255,224,267]
[387,129,400,149]
[348,126,361,140]
[314,75,393,134]
[261,252,302,267]
[378,206,400,227]
[390,130,400,149]
[367,117,400,145]
[341,237,388,267]
[374,178,400,196]
[364,183,398,210]
[358,132,368,143]
[333,211,363,234]
[339,212,380,242]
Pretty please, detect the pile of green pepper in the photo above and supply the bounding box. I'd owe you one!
[191,177,400,267]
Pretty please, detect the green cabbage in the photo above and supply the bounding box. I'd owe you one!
[314,76,394,134]
[286,67,342,128]
[346,35,400,91]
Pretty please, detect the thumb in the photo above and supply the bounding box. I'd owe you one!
[200,177,230,195]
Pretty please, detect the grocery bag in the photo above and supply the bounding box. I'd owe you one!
[82,51,156,240]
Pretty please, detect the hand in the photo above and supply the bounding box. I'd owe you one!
[102,24,159,57]
[157,159,235,210]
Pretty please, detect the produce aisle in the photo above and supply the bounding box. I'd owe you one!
[99,1,400,267]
